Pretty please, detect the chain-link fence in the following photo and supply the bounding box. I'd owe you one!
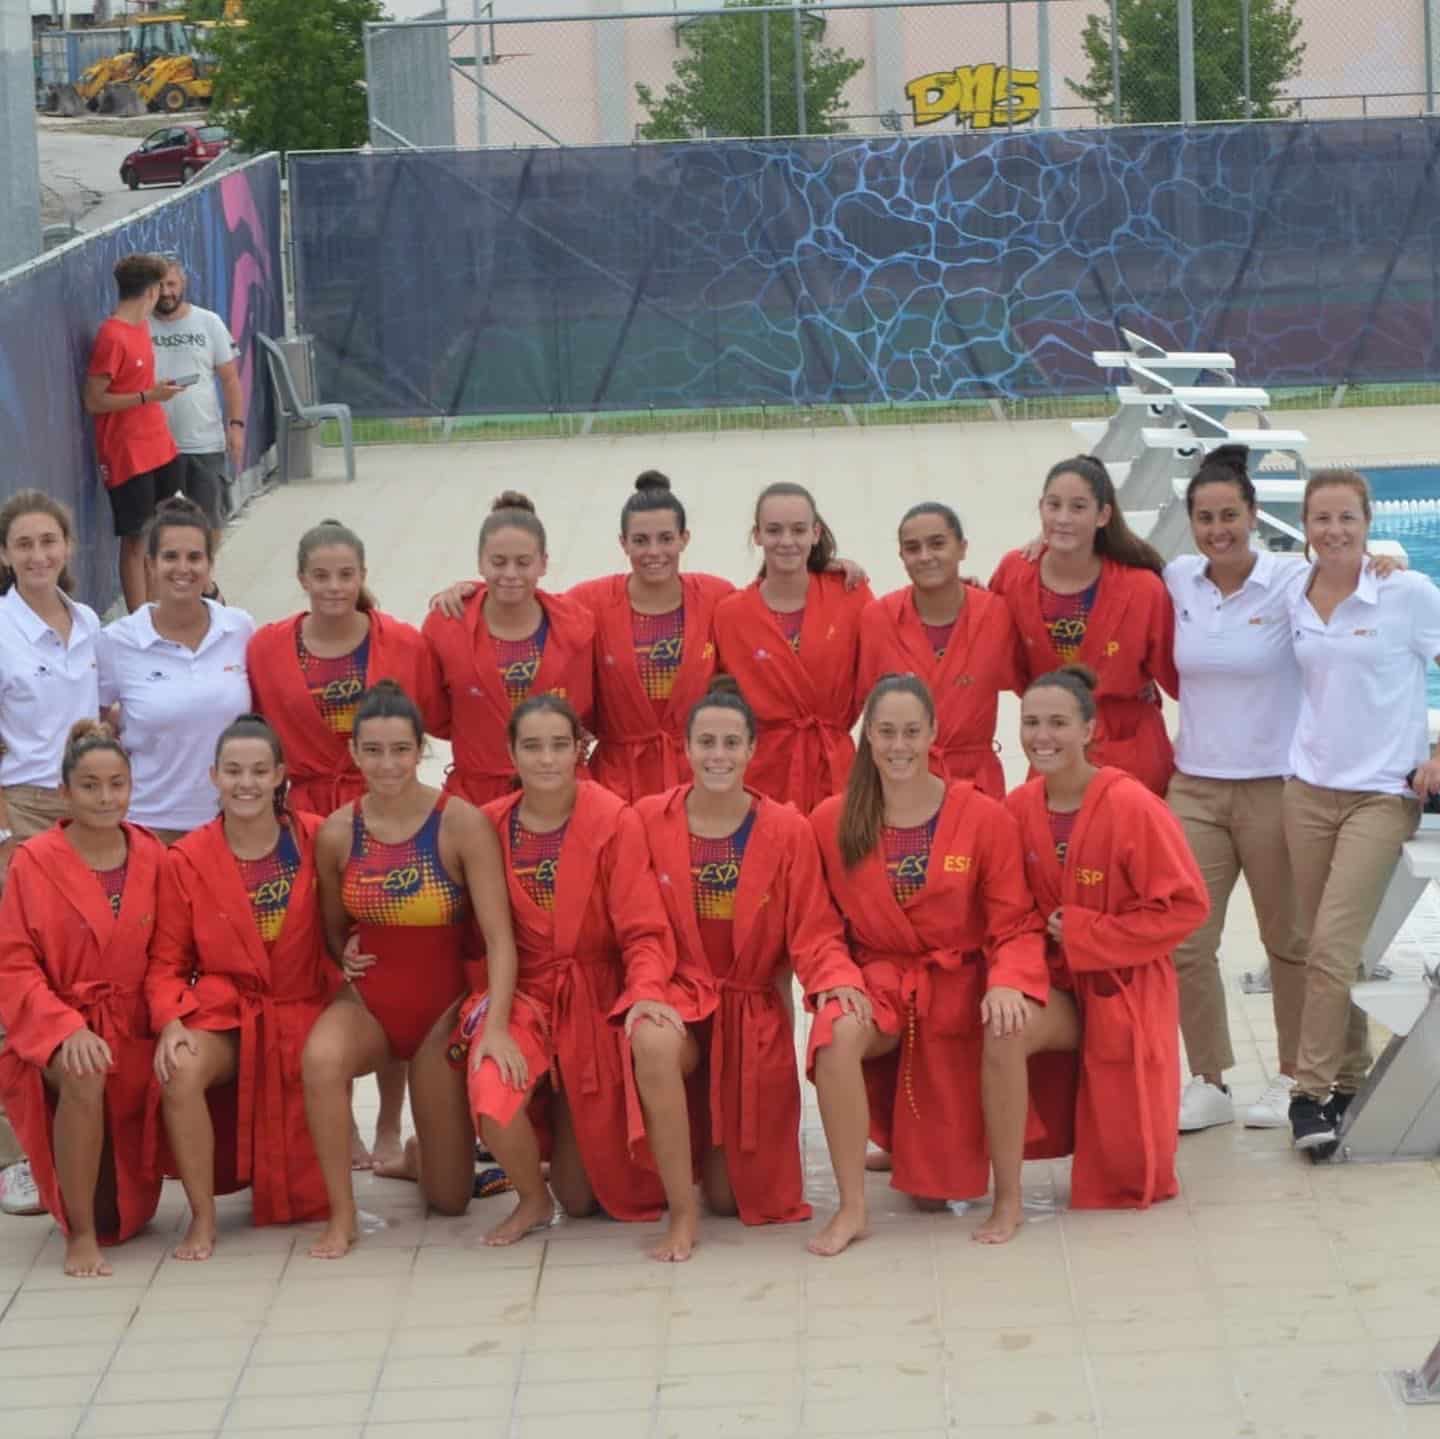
[364,0,1436,152]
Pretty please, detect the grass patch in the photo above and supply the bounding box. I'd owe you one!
[317,382,1440,448]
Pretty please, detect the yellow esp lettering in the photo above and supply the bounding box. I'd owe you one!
[1075,868,1105,887]
[942,854,972,874]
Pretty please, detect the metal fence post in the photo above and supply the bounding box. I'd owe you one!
[362,22,378,145]
[1005,0,1013,129]
[1038,0,1052,128]
[762,10,772,137]
[1179,0,1197,122]
[792,0,806,135]
[1427,0,1438,114]
[472,0,488,145]
[1242,0,1252,118]
[1108,0,1121,122]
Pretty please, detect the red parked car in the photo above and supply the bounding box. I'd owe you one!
[120,124,231,190]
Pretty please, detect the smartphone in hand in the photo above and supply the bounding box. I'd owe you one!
[172,372,201,387]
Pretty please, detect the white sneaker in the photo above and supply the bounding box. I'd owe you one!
[1245,1074,1296,1129]
[0,1160,45,1216]
[1178,1076,1234,1132]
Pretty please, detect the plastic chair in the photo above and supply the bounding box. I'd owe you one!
[257,333,355,484]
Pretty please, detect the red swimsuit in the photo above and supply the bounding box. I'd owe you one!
[340,798,470,1059]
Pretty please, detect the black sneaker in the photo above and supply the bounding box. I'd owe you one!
[1289,1094,1337,1151]
[1323,1090,1355,1129]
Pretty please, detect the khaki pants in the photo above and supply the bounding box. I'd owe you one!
[0,784,68,1168]
[1168,773,1306,1077]
[1283,779,1420,1101]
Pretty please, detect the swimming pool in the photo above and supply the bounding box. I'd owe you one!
[1364,464,1440,704]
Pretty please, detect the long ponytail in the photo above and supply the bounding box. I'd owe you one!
[837,674,937,869]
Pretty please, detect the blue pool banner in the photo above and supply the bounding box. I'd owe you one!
[0,153,284,612]
[288,119,1440,419]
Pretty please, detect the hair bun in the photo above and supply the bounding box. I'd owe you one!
[491,491,535,515]
[366,677,408,698]
[635,470,672,495]
[1209,443,1251,473]
[67,717,115,745]
[1058,663,1098,692]
[704,674,742,700]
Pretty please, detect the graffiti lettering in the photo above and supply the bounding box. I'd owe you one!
[904,64,1041,130]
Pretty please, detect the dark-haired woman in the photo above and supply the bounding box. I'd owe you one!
[0,721,164,1276]
[1006,665,1208,1209]
[636,678,870,1258]
[567,474,735,801]
[303,680,518,1258]
[460,695,704,1250]
[990,456,1178,797]
[713,483,873,813]
[147,716,336,1260]
[248,519,439,1172]
[97,496,253,843]
[858,502,1020,800]
[423,493,595,805]
[810,675,1068,1244]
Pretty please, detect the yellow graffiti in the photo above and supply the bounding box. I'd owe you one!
[904,64,1041,130]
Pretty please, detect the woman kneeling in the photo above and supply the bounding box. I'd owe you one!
[0,722,164,1276]
[148,716,337,1260]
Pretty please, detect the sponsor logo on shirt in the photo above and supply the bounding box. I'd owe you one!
[1352,628,1378,638]
[1104,641,1119,657]
[253,876,292,906]
[147,670,168,682]
[894,854,928,881]
[1075,867,1105,886]
[942,854,972,873]
[382,864,422,895]
[754,648,772,661]
[534,857,559,885]
[702,642,715,660]
[697,859,741,886]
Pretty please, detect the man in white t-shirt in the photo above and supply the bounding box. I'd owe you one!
[150,259,245,543]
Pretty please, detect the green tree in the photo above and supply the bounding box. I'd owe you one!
[1070,0,1305,125]
[208,0,384,155]
[636,0,864,140]
[184,0,230,20]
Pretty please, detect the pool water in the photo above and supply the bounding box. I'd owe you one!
[1363,465,1440,705]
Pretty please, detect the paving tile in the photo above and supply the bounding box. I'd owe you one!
[78,1399,230,1436]
[222,1391,373,1431]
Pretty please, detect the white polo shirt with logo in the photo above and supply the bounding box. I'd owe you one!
[1288,566,1440,795]
[0,586,101,788]
[1167,549,1306,780]
[97,600,254,831]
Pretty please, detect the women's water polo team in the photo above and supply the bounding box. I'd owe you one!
[0,453,1435,1277]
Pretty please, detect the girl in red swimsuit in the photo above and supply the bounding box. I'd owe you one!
[303,680,518,1259]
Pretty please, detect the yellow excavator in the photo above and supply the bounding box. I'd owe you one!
[45,4,242,118]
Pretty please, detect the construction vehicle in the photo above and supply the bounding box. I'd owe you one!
[46,5,241,117]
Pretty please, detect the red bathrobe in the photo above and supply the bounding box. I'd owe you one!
[0,824,164,1243]
[147,813,337,1226]
[467,781,705,1221]
[988,552,1179,795]
[636,786,864,1225]
[712,572,873,813]
[1005,768,1209,1209]
[248,610,444,817]
[857,585,1021,799]
[423,586,596,805]
[811,783,1049,1200]
[568,572,735,802]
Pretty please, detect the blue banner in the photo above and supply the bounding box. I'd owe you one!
[0,154,284,612]
[290,120,1440,418]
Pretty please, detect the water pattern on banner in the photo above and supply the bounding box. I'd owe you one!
[290,120,1440,419]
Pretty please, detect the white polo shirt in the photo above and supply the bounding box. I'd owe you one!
[1288,566,1440,795]
[97,600,255,831]
[0,587,101,788]
[1167,550,1305,780]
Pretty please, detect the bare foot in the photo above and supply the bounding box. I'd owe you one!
[309,1213,358,1260]
[370,1124,404,1174]
[973,1197,1023,1245]
[484,1191,555,1247]
[374,1135,419,1183]
[63,1232,113,1278]
[864,1147,893,1173]
[173,1214,217,1261]
[649,1208,698,1263]
[807,1206,868,1257]
[349,1120,373,1171]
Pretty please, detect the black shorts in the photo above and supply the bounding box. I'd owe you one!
[106,455,186,538]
